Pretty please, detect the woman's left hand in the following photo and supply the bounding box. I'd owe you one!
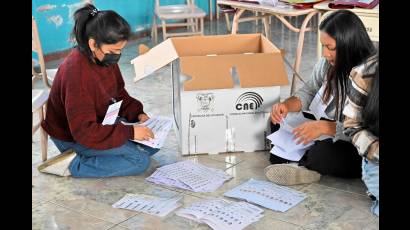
[292,121,323,145]
[138,113,150,122]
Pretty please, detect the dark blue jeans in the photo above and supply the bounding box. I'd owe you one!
[51,137,159,178]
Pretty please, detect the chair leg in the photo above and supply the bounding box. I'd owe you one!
[38,108,48,161]
[188,18,195,32]
[200,18,204,35]
[216,4,220,20]
[225,13,231,32]
[32,113,34,143]
[151,15,158,44]
[209,0,213,21]
[162,20,167,41]
[195,18,199,32]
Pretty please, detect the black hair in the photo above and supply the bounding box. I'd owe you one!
[71,3,131,62]
[319,10,376,120]
[362,63,379,137]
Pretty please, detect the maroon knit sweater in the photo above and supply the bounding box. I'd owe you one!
[42,48,144,150]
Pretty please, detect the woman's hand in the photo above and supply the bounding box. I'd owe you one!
[138,113,150,122]
[292,120,335,145]
[270,102,289,124]
[133,125,154,141]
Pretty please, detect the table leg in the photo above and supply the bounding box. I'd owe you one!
[317,12,323,61]
[263,14,270,40]
[231,9,245,34]
[291,11,318,94]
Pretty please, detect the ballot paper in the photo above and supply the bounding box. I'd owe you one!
[146,161,233,192]
[176,198,264,230]
[112,193,183,217]
[123,116,173,149]
[102,100,123,125]
[267,112,331,161]
[224,179,307,212]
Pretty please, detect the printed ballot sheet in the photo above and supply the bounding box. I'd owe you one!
[224,179,307,212]
[176,198,264,230]
[112,193,183,217]
[146,160,233,192]
[123,116,173,149]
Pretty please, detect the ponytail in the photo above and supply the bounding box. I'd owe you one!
[70,3,131,62]
[71,4,98,59]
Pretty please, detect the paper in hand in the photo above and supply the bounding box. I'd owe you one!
[124,116,173,149]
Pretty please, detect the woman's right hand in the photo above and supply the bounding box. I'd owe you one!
[271,102,288,124]
[133,125,154,141]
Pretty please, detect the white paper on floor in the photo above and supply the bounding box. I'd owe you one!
[176,198,264,230]
[123,116,173,149]
[146,160,233,192]
[112,193,183,217]
[224,178,307,212]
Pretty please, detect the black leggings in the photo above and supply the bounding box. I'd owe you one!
[269,123,362,178]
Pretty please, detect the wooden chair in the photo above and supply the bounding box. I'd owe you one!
[32,16,58,88]
[32,88,49,162]
[151,0,206,44]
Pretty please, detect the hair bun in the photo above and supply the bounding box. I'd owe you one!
[90,8,98,17]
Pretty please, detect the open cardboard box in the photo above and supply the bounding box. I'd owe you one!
[131,34,288,155]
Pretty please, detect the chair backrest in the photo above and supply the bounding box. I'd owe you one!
[155,0,194,7]
[32,16,50,88]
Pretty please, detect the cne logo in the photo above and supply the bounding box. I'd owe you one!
[235,92,263,110]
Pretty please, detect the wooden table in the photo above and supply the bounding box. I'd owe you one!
[217,0,319,94]
[314,0,379,59]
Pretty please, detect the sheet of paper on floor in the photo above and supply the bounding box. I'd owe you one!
[146,160,233,192]
[176,198,264,230]
[112,193,183,217]
[224,178,307,212]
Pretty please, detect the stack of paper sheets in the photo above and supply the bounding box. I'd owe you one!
[146,161,233,192]
[123,116,173,149]
[267,112,321,161]
[224,178,307,212]
[176,198,264,230]
[112,193,183,217]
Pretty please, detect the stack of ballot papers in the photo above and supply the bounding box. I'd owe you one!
[146,161,233,192]
[224,178,307,212]
[112,193,183,217]
[266,112,330,161]
[122,116,173,149]
[176,198,264,230]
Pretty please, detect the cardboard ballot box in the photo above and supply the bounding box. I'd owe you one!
[131,34,288,155]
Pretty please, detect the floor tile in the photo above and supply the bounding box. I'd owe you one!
[32,202,114,230]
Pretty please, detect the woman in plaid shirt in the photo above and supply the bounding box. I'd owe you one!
[343,55,379,216]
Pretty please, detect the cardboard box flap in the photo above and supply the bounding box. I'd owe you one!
[131,39,179,82]
[171,34,262,56]
[180,53,289,91]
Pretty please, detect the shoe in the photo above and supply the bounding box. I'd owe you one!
[366,191,376,201]
[264,164,321,185]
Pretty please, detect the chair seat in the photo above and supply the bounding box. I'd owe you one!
[156,5,206,20]
[32,89,49,112]
[46,68,58,83]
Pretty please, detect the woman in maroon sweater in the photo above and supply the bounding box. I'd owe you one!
[42,4,158,177]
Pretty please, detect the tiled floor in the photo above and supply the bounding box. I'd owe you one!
[32,15,379,229]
